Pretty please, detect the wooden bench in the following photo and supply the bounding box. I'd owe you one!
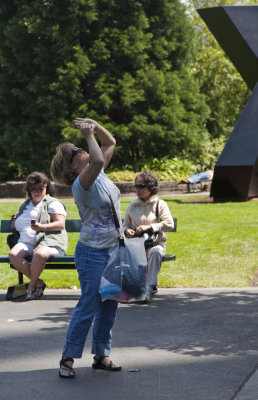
[0,218,177,300]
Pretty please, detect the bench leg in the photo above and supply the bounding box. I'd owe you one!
[18,270,24,284]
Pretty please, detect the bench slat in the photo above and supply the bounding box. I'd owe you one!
[44,263,76,269]
[1,220,11,233]
[1,219,82,233]
[0,255,9,263]
[0,254,176,264]
[65,219,81,232]
[163,254,176,262]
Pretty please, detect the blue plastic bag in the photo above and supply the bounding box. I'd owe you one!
[99,237,147,302]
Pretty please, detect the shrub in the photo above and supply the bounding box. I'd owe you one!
[107,156,197,183]
[107,136,227,183]
[196,136,226,171]
[0,159,18,182]
[106,170,137,182]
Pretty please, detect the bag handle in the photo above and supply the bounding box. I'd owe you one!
[103,188,125,247]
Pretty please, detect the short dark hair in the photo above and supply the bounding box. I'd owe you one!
[25,171,55,197]
[135,170,159,195]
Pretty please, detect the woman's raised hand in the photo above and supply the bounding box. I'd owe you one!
[74,118,99,138]
[74,118,98,130]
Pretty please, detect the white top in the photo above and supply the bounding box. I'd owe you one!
[15,199,67,245]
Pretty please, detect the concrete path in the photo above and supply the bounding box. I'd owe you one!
[1,288,258,399]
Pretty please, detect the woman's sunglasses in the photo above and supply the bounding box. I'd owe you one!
[30,187,45,192]
[134,184,148,189]
[70,147,79,164]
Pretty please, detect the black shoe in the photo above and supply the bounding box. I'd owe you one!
[59,356,75,379]
[92,356,122,371]
[151,285,158,294]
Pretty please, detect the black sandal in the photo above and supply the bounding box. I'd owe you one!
[92,356,122,371]
[151,285,158,294]
[35,281,46,299]
[59,356,75,379]
[26,289,37,301]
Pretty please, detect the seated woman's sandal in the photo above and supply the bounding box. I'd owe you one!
[26,280,46,301]
[35,281,46,298]
[26,290,37,301]
[92,356,122,371]
[59,356,75,379]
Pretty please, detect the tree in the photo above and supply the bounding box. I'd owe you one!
[186,0,254,142]
[0,0,209,177]
[0,0,94,176]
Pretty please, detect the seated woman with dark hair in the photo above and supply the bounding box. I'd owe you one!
[9,171,67,301]
[123,170,174,302]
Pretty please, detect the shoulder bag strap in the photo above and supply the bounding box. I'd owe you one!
[102,187,125,247]
[155,199,160,222]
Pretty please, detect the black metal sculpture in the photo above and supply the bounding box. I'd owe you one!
[198,6,258,200]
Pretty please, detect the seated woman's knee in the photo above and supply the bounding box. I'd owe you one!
[8,250,17,264]
[149,245,162,256]
[33,246,52,262]
[9,245,27,261]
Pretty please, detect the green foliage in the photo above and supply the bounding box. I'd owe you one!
[106,170,137,182]
[0,0,96,175]
[106,156,195,182]
[188,0,252,141]
[0,0,209,177]
[107,138,226,182]
[197,136,226,170]
[1,0,253,178]
[0,159,18,181]
[141,156,195,182]
[192,46,250,140]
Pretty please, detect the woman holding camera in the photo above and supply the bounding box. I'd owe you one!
[123,170,174,302]
[9,171,67,301]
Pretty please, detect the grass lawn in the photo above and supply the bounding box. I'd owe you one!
[1,196,258,289]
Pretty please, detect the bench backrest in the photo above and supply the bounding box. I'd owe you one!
[0,219,82,233]
[1,218,177,233]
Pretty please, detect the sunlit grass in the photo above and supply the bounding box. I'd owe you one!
[1,196,258,289]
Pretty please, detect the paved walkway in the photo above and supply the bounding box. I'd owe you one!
[1,288,258,399]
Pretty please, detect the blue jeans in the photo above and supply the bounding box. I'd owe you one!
[62,241,118,359]
[188,172,211,184]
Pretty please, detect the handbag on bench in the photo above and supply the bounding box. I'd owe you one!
[7,215,20,249]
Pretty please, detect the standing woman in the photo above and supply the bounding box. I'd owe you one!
[51,118,122,378]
